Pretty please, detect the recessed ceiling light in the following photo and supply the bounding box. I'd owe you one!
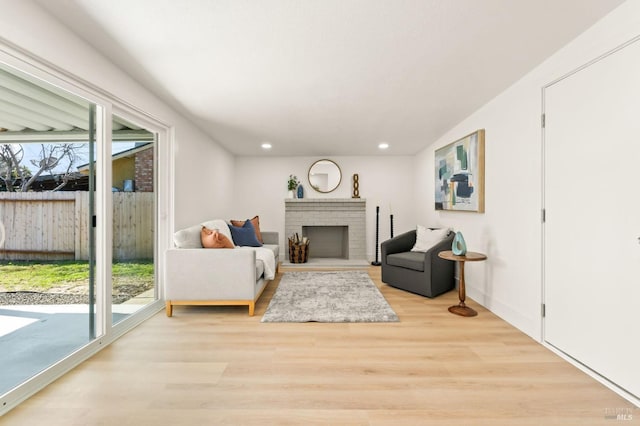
[378,142,389,150]
[261,142,272,149]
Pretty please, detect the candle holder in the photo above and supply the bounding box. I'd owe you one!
[372,206,381,266]
[352,173,360,198]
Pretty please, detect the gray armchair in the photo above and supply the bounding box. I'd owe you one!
[381,229,455,298]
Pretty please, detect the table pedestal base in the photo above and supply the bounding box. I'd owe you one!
[448,303,477,317]
[438,251,486,318]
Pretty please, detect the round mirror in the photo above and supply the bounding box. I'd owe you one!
[308,159,342,193]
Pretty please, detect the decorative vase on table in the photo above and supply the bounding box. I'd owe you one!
[452,231,467,256]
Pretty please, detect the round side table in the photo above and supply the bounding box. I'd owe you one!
[438,250,487,317]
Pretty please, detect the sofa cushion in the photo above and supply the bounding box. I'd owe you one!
[411,226,450,252]
[201,227,234,249]
[201,219,233,242]
[229,220,263,247]
[387,251,425,272]
[230,216,262,243]
[174,219,234,248]
[262,244,279,260]
[255,259,265,280]
[174,224,204,248]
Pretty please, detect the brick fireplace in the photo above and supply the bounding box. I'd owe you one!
[284,199,366,260]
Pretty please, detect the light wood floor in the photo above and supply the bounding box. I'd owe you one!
[3,267,637,425]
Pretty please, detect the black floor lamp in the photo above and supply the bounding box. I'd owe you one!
[372,206,381,266]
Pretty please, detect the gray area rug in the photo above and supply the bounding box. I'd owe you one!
[261,271,399,323]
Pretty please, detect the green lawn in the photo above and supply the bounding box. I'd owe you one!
[0,260,154,292]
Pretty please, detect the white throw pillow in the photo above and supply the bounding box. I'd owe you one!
[411,225,450,252]
[173,224,203,248]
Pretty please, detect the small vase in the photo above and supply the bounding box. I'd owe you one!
[288,190,295,199]
[452,231,467,256]
[297,184,304,199]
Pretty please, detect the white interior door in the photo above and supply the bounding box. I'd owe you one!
[544,38,640,400]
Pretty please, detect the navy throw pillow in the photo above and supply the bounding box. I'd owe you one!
[228,220,263,247]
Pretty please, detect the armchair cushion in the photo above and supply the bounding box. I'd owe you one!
[411,225,450,252]
[387,251,425,272]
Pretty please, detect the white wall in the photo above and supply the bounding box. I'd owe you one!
[414,0,640,340]
[234,156,416,259]
[0,0,236,231]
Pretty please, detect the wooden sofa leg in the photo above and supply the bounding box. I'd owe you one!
[248,302,255,316]
[166,301,173,317]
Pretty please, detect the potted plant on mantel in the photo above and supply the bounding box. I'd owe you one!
[287,175,299,199]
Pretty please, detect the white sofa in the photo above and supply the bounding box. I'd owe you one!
[165,219,279,316]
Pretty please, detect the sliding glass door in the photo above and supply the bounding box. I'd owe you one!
[111,114,157,324]
[0,64,98,394]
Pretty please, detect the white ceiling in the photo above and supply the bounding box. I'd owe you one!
[36,0,623,156]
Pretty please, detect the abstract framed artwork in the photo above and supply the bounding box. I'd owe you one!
[434,129,485,213]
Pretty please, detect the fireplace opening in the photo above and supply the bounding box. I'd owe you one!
[302,226,349,259]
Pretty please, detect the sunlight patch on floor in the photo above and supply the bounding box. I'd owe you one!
[0,314,38,338]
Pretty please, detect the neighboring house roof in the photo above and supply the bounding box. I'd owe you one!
[76,142,152,171]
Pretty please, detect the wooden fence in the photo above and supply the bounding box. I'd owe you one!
[0,192,154,261]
